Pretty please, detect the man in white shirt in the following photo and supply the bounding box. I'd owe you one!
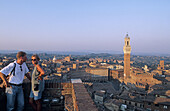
[0,51,31,111]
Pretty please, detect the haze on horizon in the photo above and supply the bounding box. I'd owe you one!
[0,0,170,54]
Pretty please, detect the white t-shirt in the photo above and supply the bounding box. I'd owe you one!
[0,61,29,84]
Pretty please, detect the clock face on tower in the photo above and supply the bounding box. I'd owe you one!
[127,48,131,51]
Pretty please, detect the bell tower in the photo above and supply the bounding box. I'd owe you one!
[123,34,131,78]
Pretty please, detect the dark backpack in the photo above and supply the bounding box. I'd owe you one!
[6,63,16,80]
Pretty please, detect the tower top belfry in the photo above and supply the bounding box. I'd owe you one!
[123,34,131,54]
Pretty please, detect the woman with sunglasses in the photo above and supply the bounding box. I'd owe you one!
[29,54,45,111]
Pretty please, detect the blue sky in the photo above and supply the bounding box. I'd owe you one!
[0,0,170,54]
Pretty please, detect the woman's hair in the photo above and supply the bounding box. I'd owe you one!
[32,54,40,61]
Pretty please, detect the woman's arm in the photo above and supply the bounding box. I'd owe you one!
[36,64,45,80]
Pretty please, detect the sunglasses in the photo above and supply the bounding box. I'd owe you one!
[20,65,23,71]
[31,59,37,61]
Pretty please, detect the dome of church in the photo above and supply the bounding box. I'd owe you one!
[53,56,57,61]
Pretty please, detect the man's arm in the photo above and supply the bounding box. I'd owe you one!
[0,72,10,87]
[25,73,31,81]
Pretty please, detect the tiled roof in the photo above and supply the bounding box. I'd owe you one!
[72,83,98,111]
[154,97,170,105]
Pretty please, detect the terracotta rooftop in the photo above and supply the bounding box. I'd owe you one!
[72,83,98,111]
[154,97,170,105]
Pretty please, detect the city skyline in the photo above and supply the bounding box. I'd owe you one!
[0,0,170,54]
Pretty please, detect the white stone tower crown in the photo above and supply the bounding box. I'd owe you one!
[123,34,131,54]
